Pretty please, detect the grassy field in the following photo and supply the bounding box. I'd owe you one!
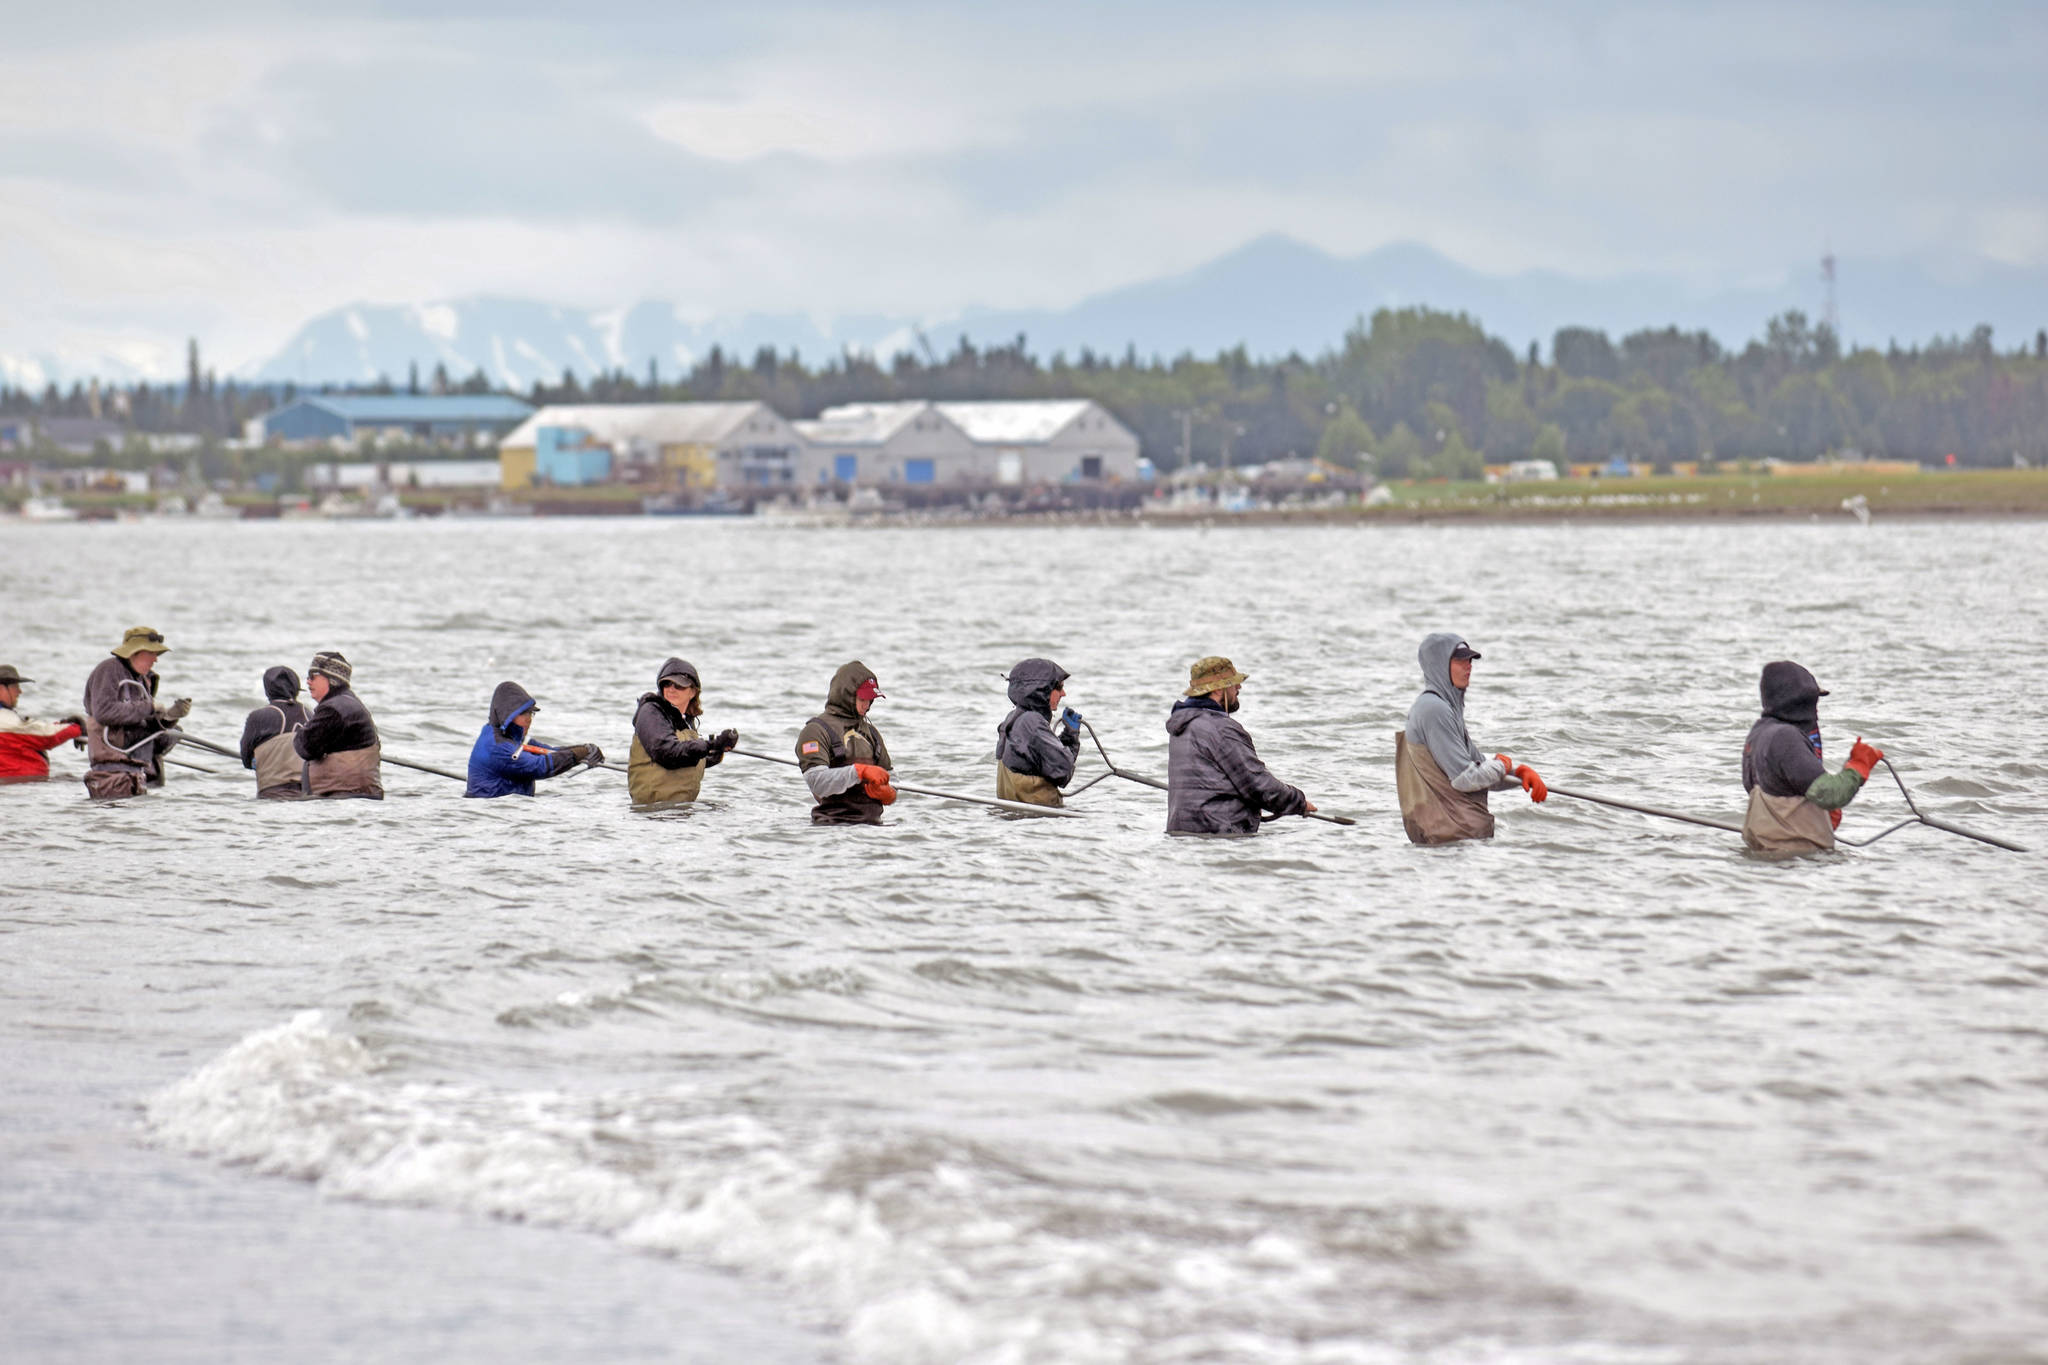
[9,468,2047,522]
[1354,469,2048,520]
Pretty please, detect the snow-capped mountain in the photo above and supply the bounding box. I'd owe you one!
[14,239,2045,389]
[249,240,2048,389]
[248,298,917,390]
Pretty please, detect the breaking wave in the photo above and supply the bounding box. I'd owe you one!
[148,1013,1501,1364]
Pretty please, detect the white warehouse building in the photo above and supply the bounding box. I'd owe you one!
[793,399,1140,487]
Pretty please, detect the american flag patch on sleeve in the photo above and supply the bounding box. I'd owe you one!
[801,741,821,755]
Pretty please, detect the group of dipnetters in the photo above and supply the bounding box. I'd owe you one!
[0,625,1886,853]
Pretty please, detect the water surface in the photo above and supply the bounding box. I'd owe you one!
[4,517,2042,1364]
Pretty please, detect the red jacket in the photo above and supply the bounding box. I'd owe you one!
[0,705,83,779]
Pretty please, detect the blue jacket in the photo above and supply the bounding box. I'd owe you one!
[465,681,574,798]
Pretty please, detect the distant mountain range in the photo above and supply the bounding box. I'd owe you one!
[20,236,2048,389]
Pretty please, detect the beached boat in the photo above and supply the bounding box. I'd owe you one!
[18,496,79,522]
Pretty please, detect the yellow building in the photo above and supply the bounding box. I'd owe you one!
[499,446,538,491]
[497,402,804,492]
[662,443,716,489]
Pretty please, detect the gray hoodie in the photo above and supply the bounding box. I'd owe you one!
[1405,633,1515,794]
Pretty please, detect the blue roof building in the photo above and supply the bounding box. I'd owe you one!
[249,394,534,446]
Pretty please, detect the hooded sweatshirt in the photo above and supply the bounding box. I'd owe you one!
[1164,695,1306,835]
[628,657,724,805]
[796,660,893,826]
[995,658,1078,799]
[466,680,577,798]
[1742,662,1862,808]
[239,667,313,770]
[1405,633,1517,795]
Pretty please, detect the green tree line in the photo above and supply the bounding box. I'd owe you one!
[8,312,2048,475]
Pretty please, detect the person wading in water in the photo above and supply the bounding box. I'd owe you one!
[294,651,383,800]
[466,681,605,798]
[994,657,1080,808]
[797,661,895,826]
[0,664,86,784]
[1740,660,1883,855]
[627,659,736,807]
[1395,633,1546,845]
[238,666,313,800]
[1164,655,1314,835]
[81,626,188,799]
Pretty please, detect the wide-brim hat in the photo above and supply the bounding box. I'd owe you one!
[111,626,171,659]
[0,664,31,685]
[1185,655,1248,697]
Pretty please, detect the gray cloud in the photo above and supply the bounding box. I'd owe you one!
[197,52,742,221]
[4,0,2045,377]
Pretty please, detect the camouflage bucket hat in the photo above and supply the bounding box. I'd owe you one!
[1185,655,1248,697]
[111,626,171,659]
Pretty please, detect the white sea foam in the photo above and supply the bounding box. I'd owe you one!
[144,1013,1518,1364]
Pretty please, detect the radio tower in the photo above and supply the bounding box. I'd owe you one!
[1820,242,1839,337]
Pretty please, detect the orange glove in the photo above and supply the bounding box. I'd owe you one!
[1493,753,1513,774]
[1844,738,1883,783]
[1513,764,1548,802]
[854,762,897,804]
[1829,808,1843,830]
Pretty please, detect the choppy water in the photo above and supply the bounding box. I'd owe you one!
[4,517,2044,1365]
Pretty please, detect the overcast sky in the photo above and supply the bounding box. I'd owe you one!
[4,1,2043,379]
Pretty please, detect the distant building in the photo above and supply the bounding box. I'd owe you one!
[248,394,534,447]
[794,399,1140,486]
[496,402,804,491]
[533,426,613,486]
[31,417,127,455]
[307,460,504,490]
[790,402,975,487]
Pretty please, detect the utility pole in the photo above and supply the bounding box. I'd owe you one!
[1820,242,1839,338]
[1173,408,1193,468]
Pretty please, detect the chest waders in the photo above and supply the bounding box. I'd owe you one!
[807,713,887,825]
[252,706,306,799]
[305,743,384,800]
[1394,730,1494,845]
[1741,788,1836,854]
[629,720,707,805]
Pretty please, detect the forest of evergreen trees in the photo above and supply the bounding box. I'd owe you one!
[7,310,2047,476]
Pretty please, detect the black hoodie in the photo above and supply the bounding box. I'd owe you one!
[632,656,724,771]
[239,666,313,768]
[1742,661,1828,797]
[995,657,1077,785]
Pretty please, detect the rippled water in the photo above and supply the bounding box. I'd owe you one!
[5,517,2044,1364]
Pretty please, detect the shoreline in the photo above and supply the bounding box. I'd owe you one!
[10,470,2048,528]
[7,501,2045,528]
[931,501,2048,529]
